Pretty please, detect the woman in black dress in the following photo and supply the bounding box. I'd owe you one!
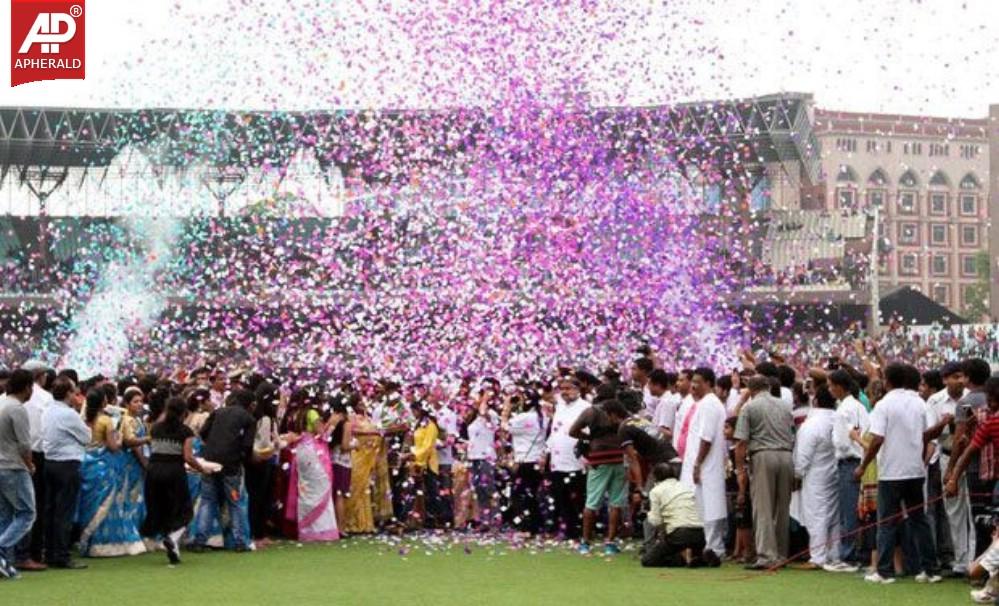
[141,396,211,565]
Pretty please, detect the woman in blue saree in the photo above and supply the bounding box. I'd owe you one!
[121,387,151,538]
[76,388,147,557]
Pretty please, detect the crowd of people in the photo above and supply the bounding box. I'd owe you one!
[1,348,999,603]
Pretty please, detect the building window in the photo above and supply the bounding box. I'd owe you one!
[933,284,949,307]
[899,223,919,245]
[866,140,877,153]
[886,141,892,153]
[868,168,889,187]
[835,138,857,153]
[960,144,981,159]
[930,192,947,215]
[962,225,979,247]
[868,190,885,208]
[901,253,919,275]
[931,224,947,246]
[962,254,978,277]
[931,255,948,276]
[960,173,982,190]
[929,143,949,157]
[898,191,917,214]
[960,194,978,216]
[836,188,856,209]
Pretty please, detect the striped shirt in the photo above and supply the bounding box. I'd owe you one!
[970,412,999,451]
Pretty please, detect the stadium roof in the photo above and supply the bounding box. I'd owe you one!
[0,93,820,186]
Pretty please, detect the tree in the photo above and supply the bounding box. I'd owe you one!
[962,251,990,322]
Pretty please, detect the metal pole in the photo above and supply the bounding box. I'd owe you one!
[869,204,880,337]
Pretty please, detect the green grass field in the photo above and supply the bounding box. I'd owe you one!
[1,536,973,605]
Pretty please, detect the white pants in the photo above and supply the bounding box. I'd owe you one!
[805,510,840,565]
[704,518,726,556]
[942,454,975,572]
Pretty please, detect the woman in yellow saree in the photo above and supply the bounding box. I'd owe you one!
[341,401,387,534]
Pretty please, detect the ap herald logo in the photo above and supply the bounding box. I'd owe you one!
[10,0,85,87]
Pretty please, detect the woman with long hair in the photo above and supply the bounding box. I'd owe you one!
[141,397,212,565]
[77,388,146,557]
[120,387,151,542]
[246,381,280,542]
[328,396,354,535]
[500,388,548,536]
[280,387,339,542]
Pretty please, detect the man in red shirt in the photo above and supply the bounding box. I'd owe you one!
[945,376,999,498]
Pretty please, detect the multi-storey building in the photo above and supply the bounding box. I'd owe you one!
[811,109,990,318]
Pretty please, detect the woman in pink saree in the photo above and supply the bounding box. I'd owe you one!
[281,392,340,542]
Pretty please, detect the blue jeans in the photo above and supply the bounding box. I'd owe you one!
[193,472,247,549]
[836,459,861,563]
[0,469,36,564]
[876,479,937,578]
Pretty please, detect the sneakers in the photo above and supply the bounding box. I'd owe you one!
[971,588,997,604]
[602,543,621,556]
[863,572,896,585]
[578,542,591,555]
[823,562,860,573]
[163,537,181,565]
[914,572,943,584]
[0,558,20,580]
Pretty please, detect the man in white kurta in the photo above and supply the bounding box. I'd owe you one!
[679,368,728,557]
[794,389,847,570]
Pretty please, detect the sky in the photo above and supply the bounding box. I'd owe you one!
[0,0,997,117]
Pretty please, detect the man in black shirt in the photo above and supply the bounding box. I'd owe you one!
[191,389,256,552]
[606,393,678,542]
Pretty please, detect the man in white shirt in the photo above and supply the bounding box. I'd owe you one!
[429,386,458,528]
[40,377,89,570]
[795,386,854,572]
[679,367,727,557]
[545,377,589,540]
[855,363,940,585]
[630,358,658,419]
[653,370,685,442]
[827,369,870,567]
[15,366,53,572]
[208,372,227,411]
[927,362,969,575]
